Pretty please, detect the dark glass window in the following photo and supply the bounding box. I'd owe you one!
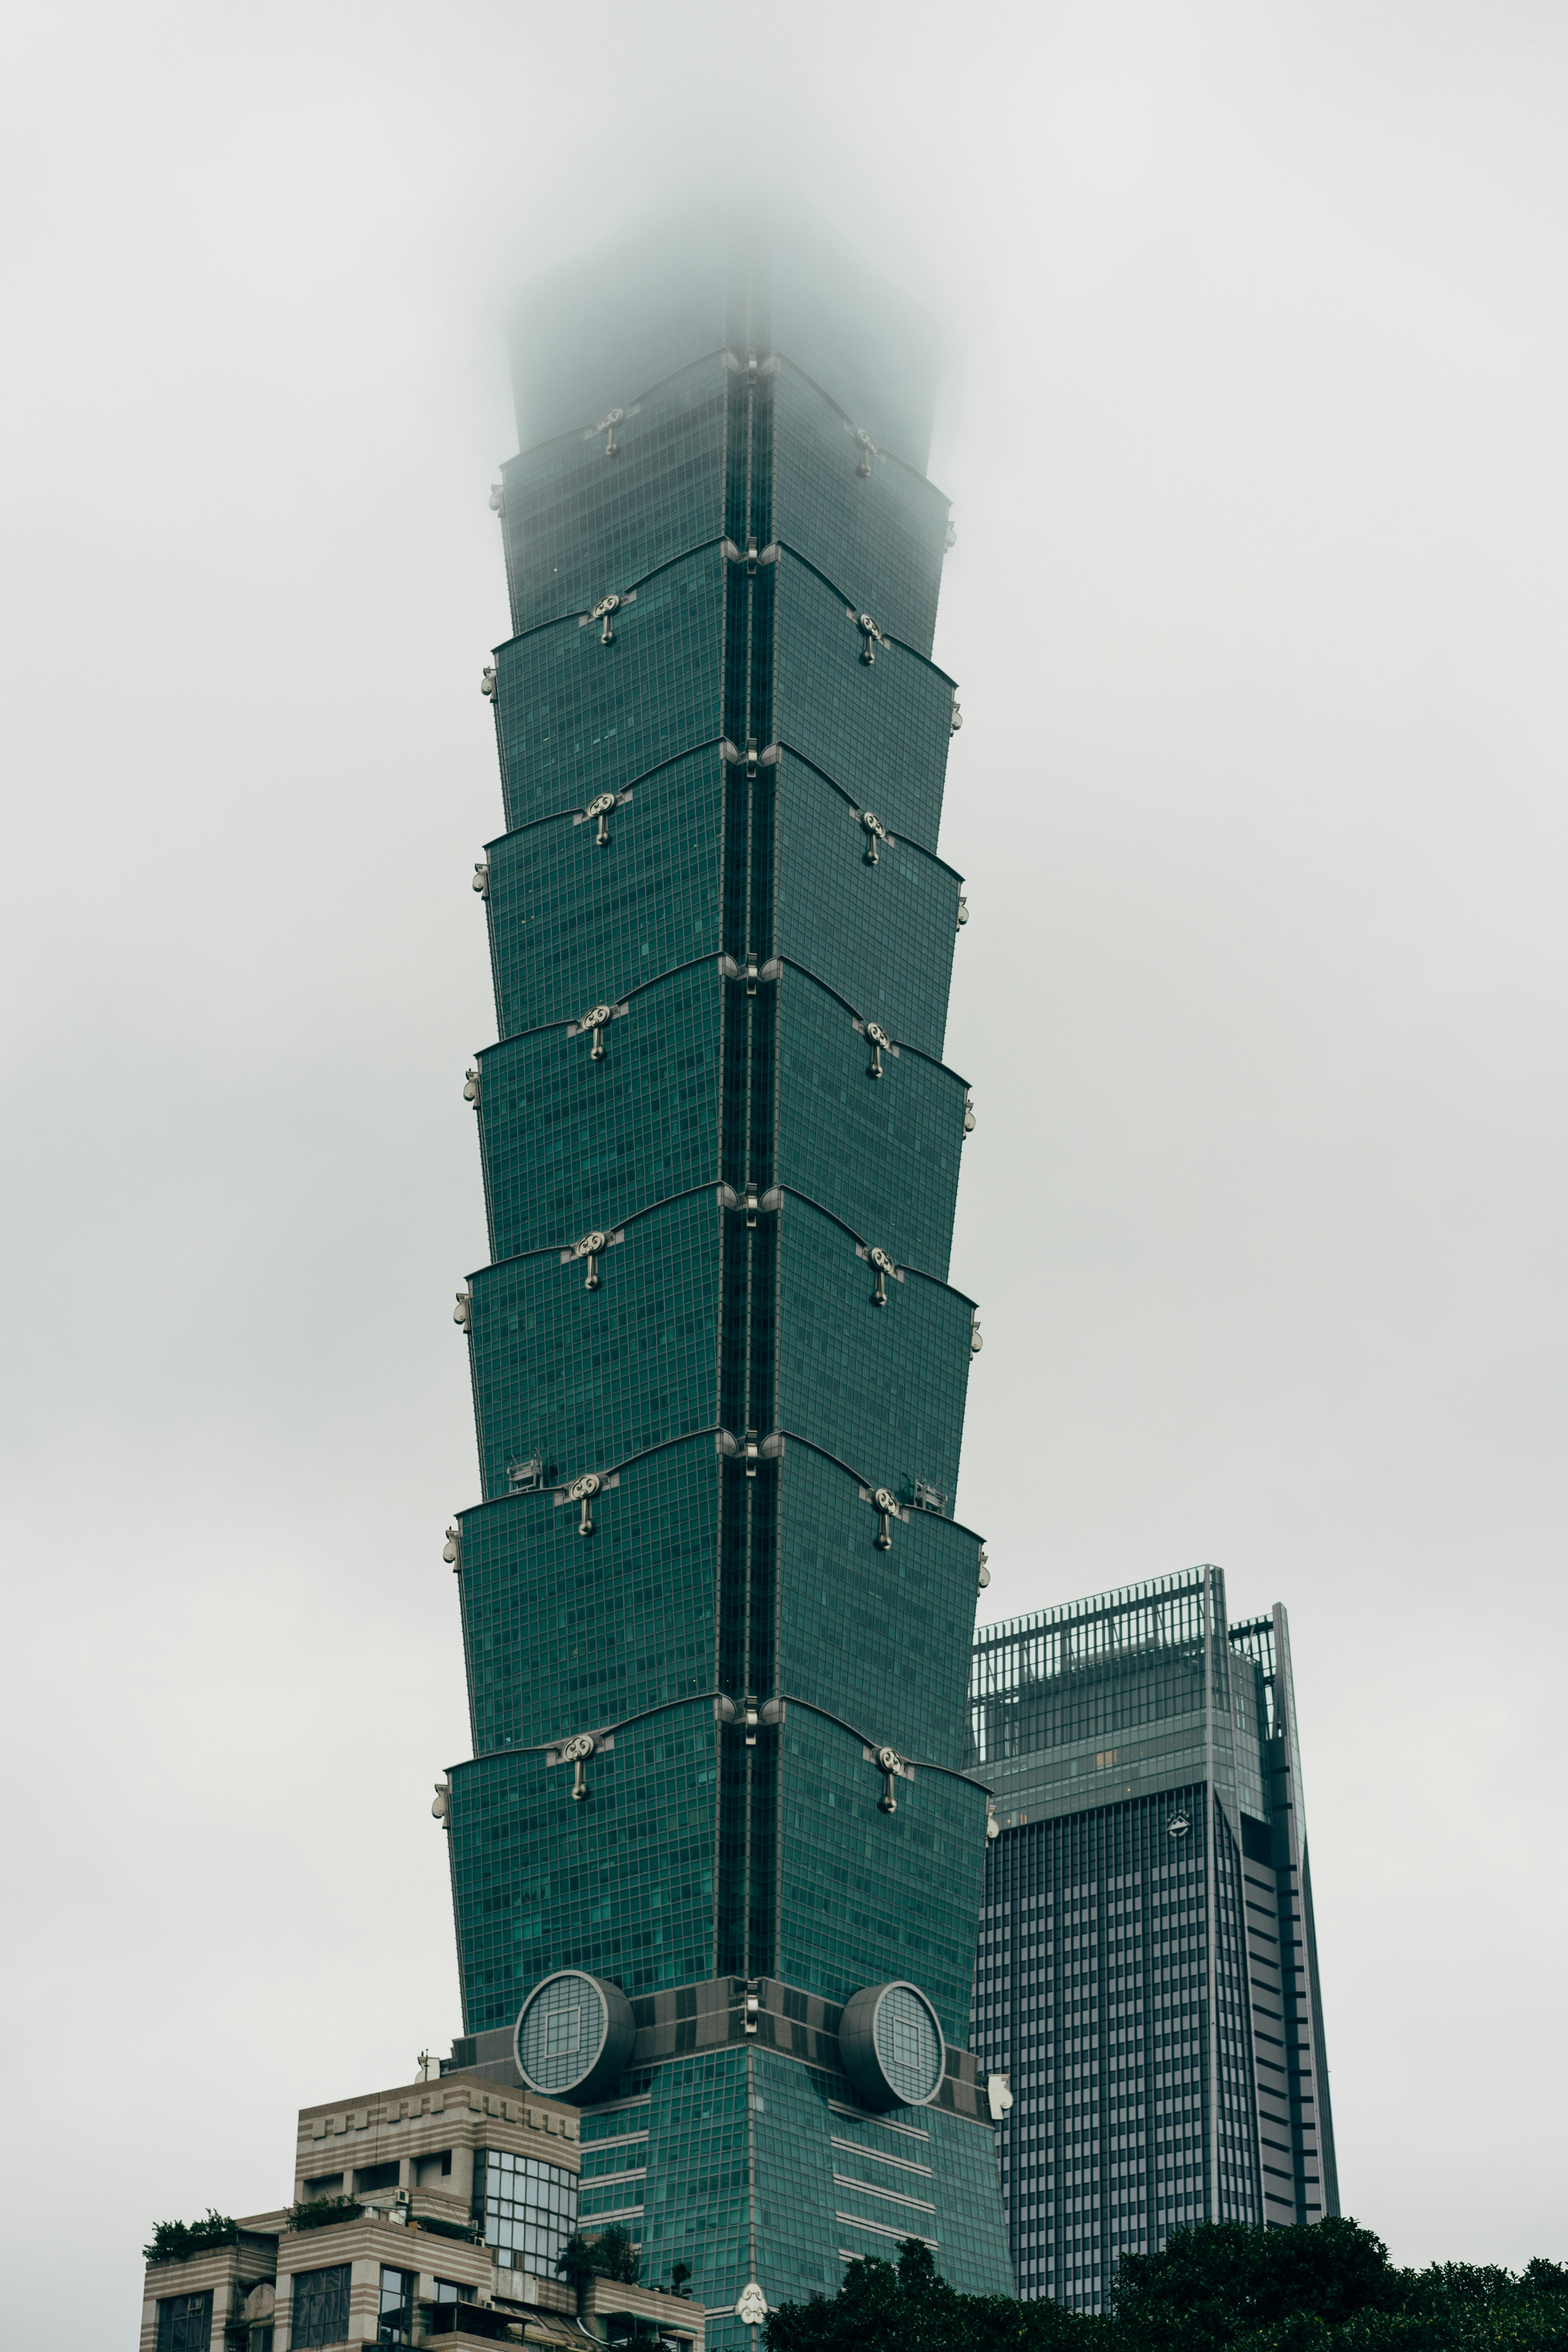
[355,2162,400,2193]
[156,2291,213,2352]
[378,2267,416,2347]
[290,2264,352,2348]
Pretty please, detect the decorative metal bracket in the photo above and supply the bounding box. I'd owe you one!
[860,809,890,864]
[564,1472,601,1536]
[950,694,963,734]
[738,1428,786,1479]
[721,537,779,574]
[586,401,639,457]
[481,664,497,700]
[558,1730,596,1800]
[432,1777,450,1822]
[576,789,632,847]
[971,1314,983,1355]
[549,1467,626,1530]
[977,1543,990,1591]
[864,1483,909,1550]
[847,607,888,664]
[720,738,781,778]
[852,426,879,477]
[561,1227,624,1290]
[986,1799,1001,1842]
[956,895,969,928]
[453,1289,471,1330]
[442,1525,461,1570]
[866,1245,899,1306]
[462,1066,481,1106]
[864,1742,913,1813]
[489,484,506,518]
[963,1089,976,1134]
[944,518,957,550]
[580,588,636,645]
[472,859,490,899]
[864,1020,893,1079]
[570,1000,627,1059]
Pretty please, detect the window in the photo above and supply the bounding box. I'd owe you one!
[303,2174,344,2199]
[378,2267,416,2347]
[474,2148,577,2278]
[157,2291,213,2352]
[291,2264,352,2349]
[546,2005,582,2056]
[433,2280,467,2305]
[355,2162,400,2193]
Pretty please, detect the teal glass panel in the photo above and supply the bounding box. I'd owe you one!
[492,545,728,831]
[485,748,729,1039]
[448,1696,721,2030]
[770,360,951,658]
[475,963,725,1261]
[773,967,967,1280]
[457,1439,721,1756]
[773,1449,979,1773]
[467,1193,723,1500]
[774,1703,987,2040]
[772,752,959,1062]
[500,356,732,635]
[772,1196,973,1500]
[770,554,954,850]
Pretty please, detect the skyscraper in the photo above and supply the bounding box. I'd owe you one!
[436,212,1014,2338]
[967,1570,1338,2315]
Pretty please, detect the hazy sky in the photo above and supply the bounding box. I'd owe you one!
[3,0,1565,2332]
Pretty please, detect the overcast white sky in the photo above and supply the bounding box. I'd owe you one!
[3,0,1566,2332]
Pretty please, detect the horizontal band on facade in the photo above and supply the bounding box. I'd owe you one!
[484,729,961,877]
[464,1176,974,1309]
[836,2216,939,2249]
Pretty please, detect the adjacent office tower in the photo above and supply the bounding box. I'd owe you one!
[967,1570,1338,2315]
[436,213,1013,2339]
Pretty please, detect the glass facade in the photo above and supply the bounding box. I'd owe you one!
[968,1571,1339,2314]
[289,2264,351,2349]
[376,2267,416,2348]
[156,2291,213,2352]
[442,212,1011,2335]
[473,2145,578,2277]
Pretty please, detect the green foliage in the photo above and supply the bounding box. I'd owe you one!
[286,2195,364,2232]
[1110,2217,1401,2345]
[764,2226,1568,2352]
[669,2260,694,2299]
[766,2236,1102,2352]
[415,2212,482,2242]
[143,2211,238,2265]
[592,2224,643,2285]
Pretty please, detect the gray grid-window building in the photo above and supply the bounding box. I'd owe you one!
[968,1568,1338,2314]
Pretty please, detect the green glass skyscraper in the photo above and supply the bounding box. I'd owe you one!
[438,213,1013,2336]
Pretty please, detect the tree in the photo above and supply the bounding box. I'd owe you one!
[668,2261,693,2299]
[556,2234,600,2313]
[766,2236,1097,2352]
[143,2211,238,2265]
[1109,2219,1402,2347]
[594,2226,642,2286]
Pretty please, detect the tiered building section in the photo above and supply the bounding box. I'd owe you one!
[967,1570,1339,2314]
[438,219,1013,2334]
